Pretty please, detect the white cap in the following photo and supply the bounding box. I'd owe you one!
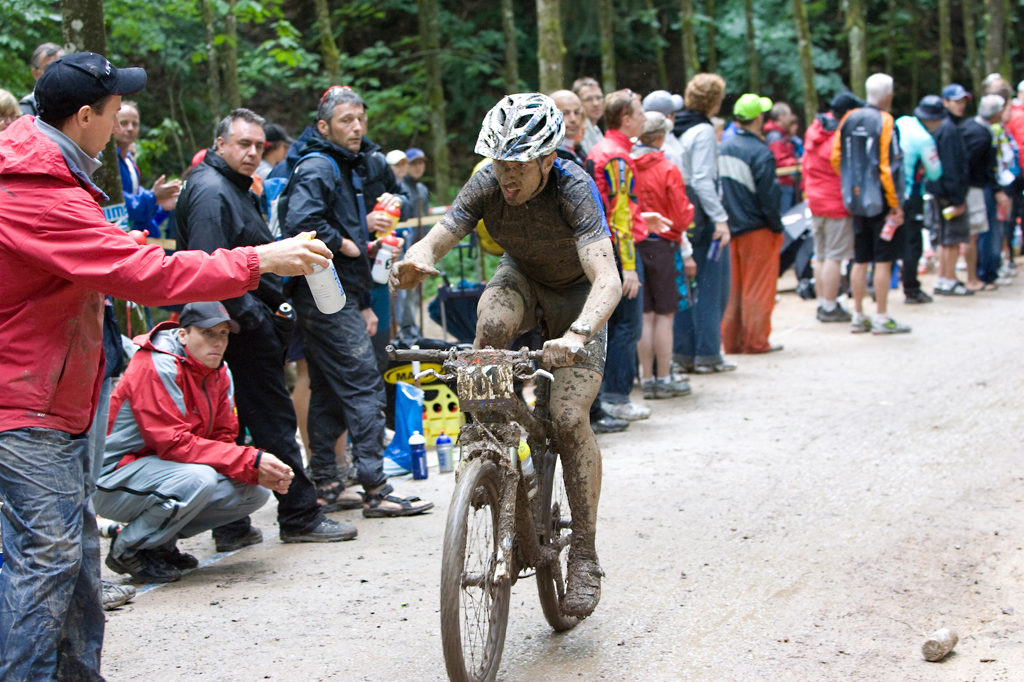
[385,149,407,166]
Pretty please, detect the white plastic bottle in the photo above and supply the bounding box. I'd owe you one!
[305,261,346,314]
[371,234,401,284]
[517,439,536,498]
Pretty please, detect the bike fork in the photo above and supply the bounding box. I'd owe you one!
[492,466,519,585]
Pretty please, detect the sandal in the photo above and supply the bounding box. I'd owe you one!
[316,479,363,513]
[361,483,434,518]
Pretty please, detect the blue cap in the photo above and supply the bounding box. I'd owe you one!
[405,147,426,161]
[941,83,971,101]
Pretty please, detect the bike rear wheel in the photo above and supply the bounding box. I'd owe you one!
[440,458,511,682]
[534,449,579,632]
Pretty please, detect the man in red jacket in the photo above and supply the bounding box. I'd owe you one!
[95,303,298,584]
[803,92,863,322]
[0,52,330,681]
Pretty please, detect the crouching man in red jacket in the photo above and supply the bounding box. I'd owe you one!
[95,303,295,584]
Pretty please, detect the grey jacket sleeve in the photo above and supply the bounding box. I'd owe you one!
[683,125,729,223]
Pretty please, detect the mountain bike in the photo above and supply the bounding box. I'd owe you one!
[387,345,580,682]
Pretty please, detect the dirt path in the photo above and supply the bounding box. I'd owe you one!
[101,273,1024,681]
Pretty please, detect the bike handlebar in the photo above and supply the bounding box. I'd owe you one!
[386,345,588,364]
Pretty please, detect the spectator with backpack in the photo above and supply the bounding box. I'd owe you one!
[831,73,910,334]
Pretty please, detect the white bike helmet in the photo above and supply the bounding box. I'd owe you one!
[475,93,565,162]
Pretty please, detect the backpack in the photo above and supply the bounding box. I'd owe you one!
[271,151,343,239]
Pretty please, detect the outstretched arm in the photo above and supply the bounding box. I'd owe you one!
[389,222,462,290]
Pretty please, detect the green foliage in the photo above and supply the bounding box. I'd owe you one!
[135,117,185,178]
[0,0,61,97]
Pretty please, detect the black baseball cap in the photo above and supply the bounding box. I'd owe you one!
[35,52,146,121]
[179,302,240,334]
[914,95,946,122]
[829,92,864,119]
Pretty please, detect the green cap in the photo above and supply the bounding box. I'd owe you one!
[733,93,773,121]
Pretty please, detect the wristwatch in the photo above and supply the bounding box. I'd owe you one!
[568,321,592,339]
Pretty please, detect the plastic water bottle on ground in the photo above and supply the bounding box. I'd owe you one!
[409,430,428,480]
[435,431,453,473]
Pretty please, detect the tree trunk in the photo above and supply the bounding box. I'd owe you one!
[199,0,222,116]
[983,0,1005,78]
[884,0,896,75]
[706,0,718,74]
[314,0,341,84]
[598,0,615,94]
[962,0,982,97]
[536,0,565,93]
[61,0,122,204]
[646,0,667,88]
[792,0,817,124]
[501,0,519,92]
[680,0,699,84]
[844,0,866,98]
[222,0,241,110]
[937,0,952,87]
[743,0,759,92]
[418,0,450,200]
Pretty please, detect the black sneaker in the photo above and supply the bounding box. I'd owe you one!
[280,517,357,543]
[106,546,182,584]
[151,542,199,570]
[213,525,264,553]
[816,304,853,323]
[592,414,629,434]
[904,290,933,304]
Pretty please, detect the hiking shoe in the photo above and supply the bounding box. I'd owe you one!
[106,545,181,584]
[934,281,974,296]
[280,517,357,543]
[872,317,911,335]
[654,380,691,398]
[642,380,656,400]
[101,580,136,610]
[213,525,264,553]
[850,315,872,334]
[592,414,629,434]
[904,290,933,304]
[602,400,651,421]
[817,304,852,322]
[151,542,199,570]
[693,361,737,374]
[564,551,604,618]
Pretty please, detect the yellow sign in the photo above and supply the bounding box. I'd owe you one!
[383,363,443,385]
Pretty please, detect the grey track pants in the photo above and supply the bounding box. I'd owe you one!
[94,457,269,557]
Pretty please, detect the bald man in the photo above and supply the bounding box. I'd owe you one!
[550,89,586,164]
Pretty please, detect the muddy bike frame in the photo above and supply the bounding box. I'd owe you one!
[386,345,578,682]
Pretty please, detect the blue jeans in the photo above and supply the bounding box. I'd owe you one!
[601,260,644,404]
[977,187,1004,284]
[0,428,105,681]
[674,240,731,366]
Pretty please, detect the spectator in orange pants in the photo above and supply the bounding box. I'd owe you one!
[721,228,783,353]
[717,93,785,354]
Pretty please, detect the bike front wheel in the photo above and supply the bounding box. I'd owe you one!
[534,449,579,632]
[440,458,511,682]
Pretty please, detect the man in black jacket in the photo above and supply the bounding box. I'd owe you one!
[176,108,355,545]
[280,88,432,518]
[717,93,784,354]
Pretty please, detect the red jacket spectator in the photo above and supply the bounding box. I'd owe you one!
[104,323,261,484]
[632,148,695,243]
[763,119,798,187]
[802,113,849,218]
[0,116,261,435]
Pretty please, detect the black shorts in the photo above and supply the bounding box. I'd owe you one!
[935,209,970,246]
[637,237,680,315]
[853,212,901,264]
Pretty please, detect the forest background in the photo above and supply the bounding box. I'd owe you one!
[1,0,1021,202]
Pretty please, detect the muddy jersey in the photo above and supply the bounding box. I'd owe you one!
[439,159,611,289]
